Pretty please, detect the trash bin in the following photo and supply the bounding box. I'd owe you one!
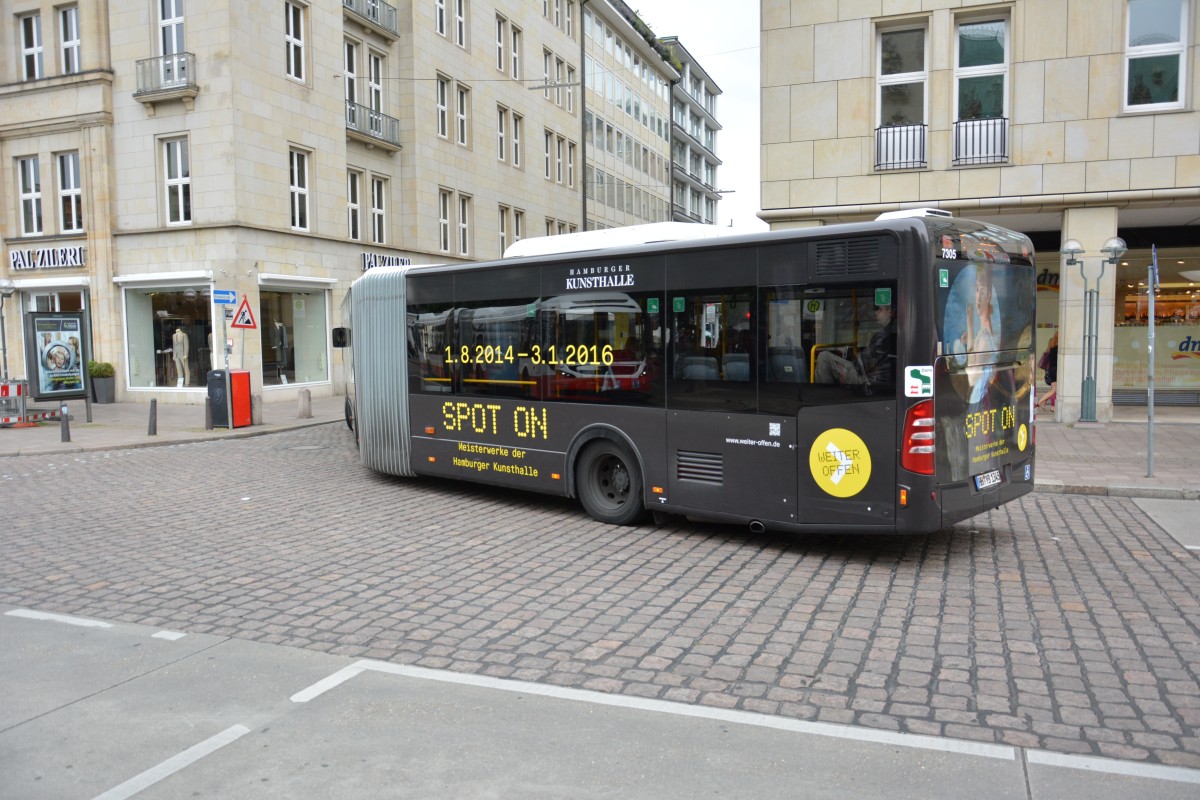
[230,369,252,428]
[207,370,230,428]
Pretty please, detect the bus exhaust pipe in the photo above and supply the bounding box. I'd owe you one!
[749,520,766,534]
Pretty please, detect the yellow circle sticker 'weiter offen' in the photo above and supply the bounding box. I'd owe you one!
[809,428,872,498]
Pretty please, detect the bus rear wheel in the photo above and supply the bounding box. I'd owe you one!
[576,440,645,526]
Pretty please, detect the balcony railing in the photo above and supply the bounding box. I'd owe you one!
[343,0,399,38]
[346,100,401,150]
[875,124,927,171]
[134,53,198,112]
[953,116,1009,166]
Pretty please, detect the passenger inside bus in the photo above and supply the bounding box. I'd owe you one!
[814,303,897,386]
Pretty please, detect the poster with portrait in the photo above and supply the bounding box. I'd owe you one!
[26,312,88,401]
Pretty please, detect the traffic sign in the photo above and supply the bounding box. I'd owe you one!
[213,290,237,305]
[231,297,257,329]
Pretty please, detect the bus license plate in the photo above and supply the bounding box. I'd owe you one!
[974,469,1002,491]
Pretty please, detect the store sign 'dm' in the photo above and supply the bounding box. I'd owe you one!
[9,245,87,271]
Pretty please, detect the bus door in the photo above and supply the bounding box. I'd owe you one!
[765,284,898,529]
[663,274,799,524]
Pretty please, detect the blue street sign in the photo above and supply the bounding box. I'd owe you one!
[213,290,237,305]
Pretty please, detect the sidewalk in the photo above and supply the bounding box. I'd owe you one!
[2,395,1198,500]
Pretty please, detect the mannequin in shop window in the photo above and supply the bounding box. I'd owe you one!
[172,327,190,387]
[271,321,289,383]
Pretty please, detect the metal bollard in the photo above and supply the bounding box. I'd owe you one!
[148,398,157,436]
[60,402,71,443]
[205,396,213,430]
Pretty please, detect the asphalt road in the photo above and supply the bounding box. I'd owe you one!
[1,424,1198,796]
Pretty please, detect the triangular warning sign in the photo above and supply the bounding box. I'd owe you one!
[231,297,257,329]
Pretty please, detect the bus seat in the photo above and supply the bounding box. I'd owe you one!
[723,353,750,382]
[768,353,799,382]
[683,356,719,380]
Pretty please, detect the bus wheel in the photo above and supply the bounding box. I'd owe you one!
[343,397,355,432]
[576,440,645,525]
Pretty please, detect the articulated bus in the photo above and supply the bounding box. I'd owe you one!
[333,212,1037,535]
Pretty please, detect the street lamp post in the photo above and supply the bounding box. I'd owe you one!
[1059,236,1126,423]
[0,278,16,381]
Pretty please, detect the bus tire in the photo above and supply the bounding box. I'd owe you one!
[576,440,645,526]
[344,397,355,432]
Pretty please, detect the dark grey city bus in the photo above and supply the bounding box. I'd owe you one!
[333,212,1038,534]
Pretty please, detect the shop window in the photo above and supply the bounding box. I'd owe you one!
[258,289,329,386]
[124,287,212,388]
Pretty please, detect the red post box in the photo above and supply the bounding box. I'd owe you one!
[230,369,252,428]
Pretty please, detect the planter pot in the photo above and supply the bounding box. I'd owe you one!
[92,376,115,404]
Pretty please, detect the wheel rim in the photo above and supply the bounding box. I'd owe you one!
[594,454,630,508]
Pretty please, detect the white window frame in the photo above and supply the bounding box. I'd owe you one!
[495,15,506,71]
[455,84,469,146]
[566,0,575,38]
[162,138,191,226]
[285,1,305,82]
[438,189,451,252]
[567,66,575,112]
[953,18,1009,121]
[556,135,564,183]
[289,148,310,231]
[510,26,521,79]
[344,40,358,105]
[160,0,184,56]
[544,130,553,179]
[18,156,42,236]
[1124,0,1188,112]
[512,113,523,167]
[368,51,383,112]
[436,76,449,138]
[457,194,471,256]
[498,204,509,253]
[435,0,446,36]
[58,151,83,233]
[876,26,928,127]
[60,6,80,75]
[20,13,43,80]
[543,50,551,100]
[513,209,524,241]
[370,176,386,244]
[567,142,575,187]
[496,105,508,161]
[347,170,362,240]
[454,0,466,47]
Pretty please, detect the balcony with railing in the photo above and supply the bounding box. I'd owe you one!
[343,0,399,41]
[346,100,401,152]
[874,124,927,171]
[953,116,1008,166]
[133,53,198,114]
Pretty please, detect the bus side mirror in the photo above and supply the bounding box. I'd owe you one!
[332,327,350,348]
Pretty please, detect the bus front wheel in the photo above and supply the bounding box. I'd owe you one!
[576,441,645,526]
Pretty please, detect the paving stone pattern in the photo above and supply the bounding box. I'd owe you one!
[1,426,1198,767]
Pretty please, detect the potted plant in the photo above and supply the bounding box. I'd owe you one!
[89,360,116,404]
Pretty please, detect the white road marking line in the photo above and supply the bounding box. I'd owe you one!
[91,724,250,800]
[289,665,366,703]
[5,609,112,628]
[151,631,187,641]
[1026,749,1200,785]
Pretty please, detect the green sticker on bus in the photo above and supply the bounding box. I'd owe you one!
[647,297,660,313]
[939,269,949,288]
[875,288,892,307]
[673,297,686,313]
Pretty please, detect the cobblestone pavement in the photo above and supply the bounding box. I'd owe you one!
[2,425,1198,768]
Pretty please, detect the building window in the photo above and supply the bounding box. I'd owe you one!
[435,0,446,36]
[498,204,509,253]
[285,1,305,82]
[876,27,928,170]
[289,148,309,231]
[347,170,362,240]
[495,15,506,71]
[556,135,564,183]
[259,288,330,386]
[58,152,83,233]
[1125,0,1187,110]
[511,26,521,79]
[123,286,212,388]
[60,6,80,74]
[20,14,43,80]
[454,0,467,47]
[544,130,552,179]
[18,157,42,236]
[567,142,575,187]
[456,85,470,145]
[344,40,358,104]
[512,113,523,167]
[368,52,383,112]
[497,106,508,161]
[457,194,471,255]
[438,189,451,251]
[513,209,524,241]
[160,0,184,56]
[566,0,575,37]
[567,66,575,112]
[162,138,191,225]
[955,20,1007,120]
[436,76,449,137]
[370,176,386,244]
[543,50,551,100]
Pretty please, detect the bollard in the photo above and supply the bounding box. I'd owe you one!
[298,388,312,419]
[204,396,213,430]
[60,402,71,443]
[148,398,157,436]
[250,394,263,426]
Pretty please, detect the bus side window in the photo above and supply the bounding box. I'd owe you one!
[667,288,755,413]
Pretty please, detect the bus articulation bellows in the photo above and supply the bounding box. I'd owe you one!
[333,214,1037,534]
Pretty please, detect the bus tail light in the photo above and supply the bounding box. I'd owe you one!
[901,400,935,475]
